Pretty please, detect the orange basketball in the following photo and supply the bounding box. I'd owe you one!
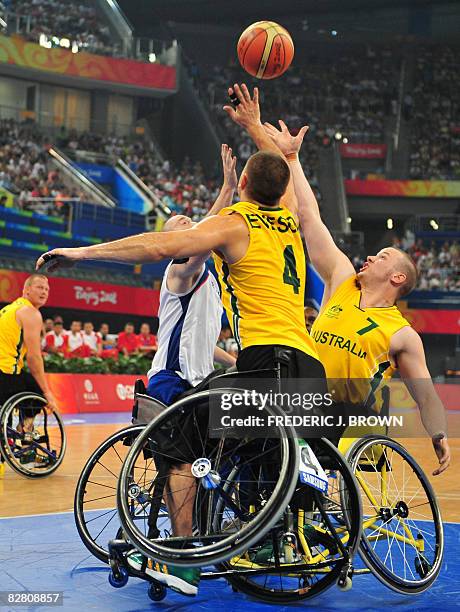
[237,21,294,80]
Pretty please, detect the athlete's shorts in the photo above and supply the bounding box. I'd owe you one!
[147,370,192,406]
[0,371,44,417]
[237,344,326,379]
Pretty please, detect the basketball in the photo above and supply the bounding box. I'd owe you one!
[237,21,294,80]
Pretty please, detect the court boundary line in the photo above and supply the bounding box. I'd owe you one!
[1,509,459,525]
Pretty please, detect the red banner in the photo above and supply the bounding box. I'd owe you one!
[399,308,460,335]
[340,144,387,159]
[0,269,160,316]
[0,34,176,90]
[345,179,460,198]
[46,373,147,413]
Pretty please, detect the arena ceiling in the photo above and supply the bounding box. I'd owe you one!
[119,0,454,26]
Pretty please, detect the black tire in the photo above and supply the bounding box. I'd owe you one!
[219,438,362,603]
[117,388,300,568]
[0,392,66,478]
[347,435,444,594]
[74,425,145,563]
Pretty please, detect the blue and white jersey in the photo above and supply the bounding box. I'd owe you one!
[147,262,222,387]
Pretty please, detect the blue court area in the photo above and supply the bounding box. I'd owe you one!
[0,511,459,612]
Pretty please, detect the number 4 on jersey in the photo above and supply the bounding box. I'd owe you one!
[283,245,301,294]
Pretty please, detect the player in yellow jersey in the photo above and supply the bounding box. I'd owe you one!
[263,119,450,476]
[36,85,324,381]
[0,274,58,467]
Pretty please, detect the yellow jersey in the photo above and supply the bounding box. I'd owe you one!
[213,201,318,359]
[0,297,34,374]
[311,275,410,404]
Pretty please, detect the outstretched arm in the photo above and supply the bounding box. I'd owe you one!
[391,326,450,476]
[36,214,247,272]
[264,120,354,300]
[169,143,237,286]
[223,83,298,216]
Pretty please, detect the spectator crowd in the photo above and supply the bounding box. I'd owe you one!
[0,118,77,215]
[7,0,114,56]
[42,318,158,359]
[409,45,460,180]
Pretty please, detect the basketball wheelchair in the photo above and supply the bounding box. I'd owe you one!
[74,368,443,603]
[0,392,66,478]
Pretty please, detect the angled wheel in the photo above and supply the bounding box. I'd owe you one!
[74,425,149,563]
[346,435,443,594]
[219,438,362,603]
[117,388,300,567]
[0,393,66,478]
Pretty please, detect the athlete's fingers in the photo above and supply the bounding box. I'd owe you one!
[278,119,289,132]
[253,86,259,106]
[263,122,279,137]
[233,83,245,104]
[240,83,252,104]
[433,459,450,475]
[223,105,236,120]
[295,125,310,143]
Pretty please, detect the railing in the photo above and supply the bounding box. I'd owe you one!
[116,158,170,217]
[48,147,116,208]
[4,10,176,64]
[0,103,143,138]
[70,201,146,232]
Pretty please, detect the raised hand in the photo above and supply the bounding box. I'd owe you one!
[223,83,261,130]
[263,119,309,156]
[221,143,237,190]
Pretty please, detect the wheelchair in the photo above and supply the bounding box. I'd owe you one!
[0,392,66,478]
[342,434,444,594]
[109,370,364,603]
[74,369,443,603]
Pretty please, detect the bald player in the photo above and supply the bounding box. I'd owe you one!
[263,118,450,475]
[0,275,58,467]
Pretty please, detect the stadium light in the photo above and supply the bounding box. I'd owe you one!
[387,218,393,230]
[149,53,157,63]
[331,30,338,36]
[343,137,348,144]
[430,219,439,230]
[335,132,342,140]
[347,217,352,223]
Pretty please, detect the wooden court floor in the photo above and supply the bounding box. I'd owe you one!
[0,422,459,523]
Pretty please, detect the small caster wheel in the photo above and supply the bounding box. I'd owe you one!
[108,566,129,588]
[148,582,167,601]
[415,556,431,578]
[337,575,352,591]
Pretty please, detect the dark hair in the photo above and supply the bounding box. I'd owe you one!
[245,151,290,206]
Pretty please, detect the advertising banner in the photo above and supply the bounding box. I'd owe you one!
[46,373,147,413]
[45,373,459,414]
[0,269,160,316]
[345,179,460,198]
[399,307,460,335]
[340,144,387,159]
[0,34,176,90]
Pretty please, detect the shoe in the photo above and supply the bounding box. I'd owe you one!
[127,552,200,596]
[19,449,36,465]
[34,454,50,468]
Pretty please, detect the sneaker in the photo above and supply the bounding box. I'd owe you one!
[127,552,200,596]
[19,449,36,465]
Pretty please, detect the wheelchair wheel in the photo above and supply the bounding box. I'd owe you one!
[0,392,66,478]
[117,388,300,568]
[346,435,443,594]
[219,437,362,603]
[74,425,150,563]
